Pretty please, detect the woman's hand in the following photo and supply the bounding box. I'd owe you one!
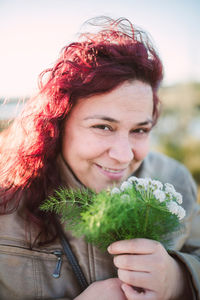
[74,278,126,300]
[108,238,190,300]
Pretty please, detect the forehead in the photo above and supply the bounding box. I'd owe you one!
[71,80,153,120]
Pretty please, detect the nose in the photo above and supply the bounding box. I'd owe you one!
[108,135,134,164]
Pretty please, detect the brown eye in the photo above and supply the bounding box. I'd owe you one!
[92,124,113,131]
[131,128,151,135]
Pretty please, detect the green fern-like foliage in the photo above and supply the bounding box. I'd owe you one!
[40,177,185,251]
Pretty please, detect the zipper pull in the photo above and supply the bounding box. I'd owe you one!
[53,250,63,278]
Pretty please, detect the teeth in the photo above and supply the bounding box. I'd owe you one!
[102,167,122,173]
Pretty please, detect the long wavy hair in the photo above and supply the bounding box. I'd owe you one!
[0,17,163,246]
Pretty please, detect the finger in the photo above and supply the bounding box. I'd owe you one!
[108,238,161,255]
[121,283,155,300]
[114,254,154,272]
[118,269,152,291]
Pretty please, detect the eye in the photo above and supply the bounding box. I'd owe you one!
[92,124,113,131]
[131,127,151,136]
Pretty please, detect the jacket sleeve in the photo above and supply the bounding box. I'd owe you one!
[169,168,200,299]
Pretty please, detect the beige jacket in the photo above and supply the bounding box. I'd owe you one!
[0,151,200,299]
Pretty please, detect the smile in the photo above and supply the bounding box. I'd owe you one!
[101,166,125,173]
[95,164,126,180]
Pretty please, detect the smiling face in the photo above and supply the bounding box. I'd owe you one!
[62,80,154,192]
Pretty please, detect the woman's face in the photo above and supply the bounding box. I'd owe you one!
[62,80,153,192]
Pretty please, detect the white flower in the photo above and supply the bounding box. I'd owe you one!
[164,183,176,194]
[110,187,120,195]
[164,183,183,205]
[153,189,166,202]
[120,181,132,191]
[144,177,153,184]
[120,194,130,202]
[177,206,186,220]
[151,180,163,190]
[128,176,138,183]
[166,200,185,220]
[166,192,173,200]
[166,201,179,215]
[174,192,183,204]
[136,178,150,191]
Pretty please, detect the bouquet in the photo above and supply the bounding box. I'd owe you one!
[40,177,186,251]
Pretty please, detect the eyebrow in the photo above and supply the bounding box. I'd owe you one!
[84,115,153,126]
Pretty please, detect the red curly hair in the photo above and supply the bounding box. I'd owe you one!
[0,17,163,246]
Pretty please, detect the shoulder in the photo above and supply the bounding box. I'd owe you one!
[137,151,194,185]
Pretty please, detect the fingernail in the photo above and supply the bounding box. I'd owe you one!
[121,283,126,292]
[107,245,111,252]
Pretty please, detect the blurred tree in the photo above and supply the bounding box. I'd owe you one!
[153,82,200,202]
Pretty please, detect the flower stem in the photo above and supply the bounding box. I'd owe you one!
[143,204,150,234]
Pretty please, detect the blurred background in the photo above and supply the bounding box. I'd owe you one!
[0,0,200,201]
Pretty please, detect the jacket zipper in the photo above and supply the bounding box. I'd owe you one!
[52,250,63,278]
[0,243,64,279]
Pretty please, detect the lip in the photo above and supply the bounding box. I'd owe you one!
[95,163,126,180]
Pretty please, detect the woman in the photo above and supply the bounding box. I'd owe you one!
[0,17,199,299]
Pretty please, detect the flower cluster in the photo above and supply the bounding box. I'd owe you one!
[111,177,185,220]
[41,177,186,251]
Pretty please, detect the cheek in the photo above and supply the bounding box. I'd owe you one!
[63,132,107,162]
[133,138,150,161]
[79,140,109,162]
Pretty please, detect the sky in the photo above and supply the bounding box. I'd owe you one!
[0,0,200,98]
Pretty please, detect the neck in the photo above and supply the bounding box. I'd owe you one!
[57,154,83,190]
